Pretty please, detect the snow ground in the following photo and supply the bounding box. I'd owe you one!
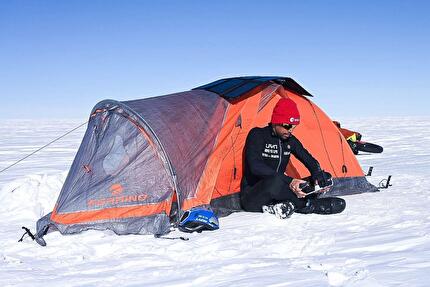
[1,117,429,287]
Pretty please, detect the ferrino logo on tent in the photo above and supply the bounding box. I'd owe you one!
[87,183,148,208]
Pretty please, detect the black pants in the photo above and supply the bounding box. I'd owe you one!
[240,174,307,212]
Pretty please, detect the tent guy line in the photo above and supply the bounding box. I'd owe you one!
[0,121,88,175]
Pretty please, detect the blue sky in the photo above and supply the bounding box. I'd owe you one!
[1,0,429,119]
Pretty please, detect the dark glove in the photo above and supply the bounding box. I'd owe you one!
[298,182,314,193]
[312,170,333,188]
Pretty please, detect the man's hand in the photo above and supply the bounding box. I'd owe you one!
[289,178,307,198]
[313,171,333,194]
[313,171,333,188]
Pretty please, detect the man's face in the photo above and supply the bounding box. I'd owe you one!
[273,123,297,140]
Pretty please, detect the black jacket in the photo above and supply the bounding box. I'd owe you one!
[241,125,321,190]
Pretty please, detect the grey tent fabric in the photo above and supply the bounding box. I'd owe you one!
[36,90,228,239]
[39,102,176,236]
[57,110,174,213]
[123,90,228,207]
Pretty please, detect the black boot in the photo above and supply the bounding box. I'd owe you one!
[262,201,295,219]
[296,197,346,215]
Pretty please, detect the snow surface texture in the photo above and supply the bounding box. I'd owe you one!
[1,117,430,286]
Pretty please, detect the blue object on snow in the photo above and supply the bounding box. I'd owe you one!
[178,207,219,233]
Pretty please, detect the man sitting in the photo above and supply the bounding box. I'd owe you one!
[240,98,345,219]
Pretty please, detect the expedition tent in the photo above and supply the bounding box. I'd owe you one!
[36,76,377,241]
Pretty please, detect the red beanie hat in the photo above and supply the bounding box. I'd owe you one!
[271,98,300,125]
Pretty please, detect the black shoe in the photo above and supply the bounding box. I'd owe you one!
[296,197,346,215]
[262,201,295,219]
